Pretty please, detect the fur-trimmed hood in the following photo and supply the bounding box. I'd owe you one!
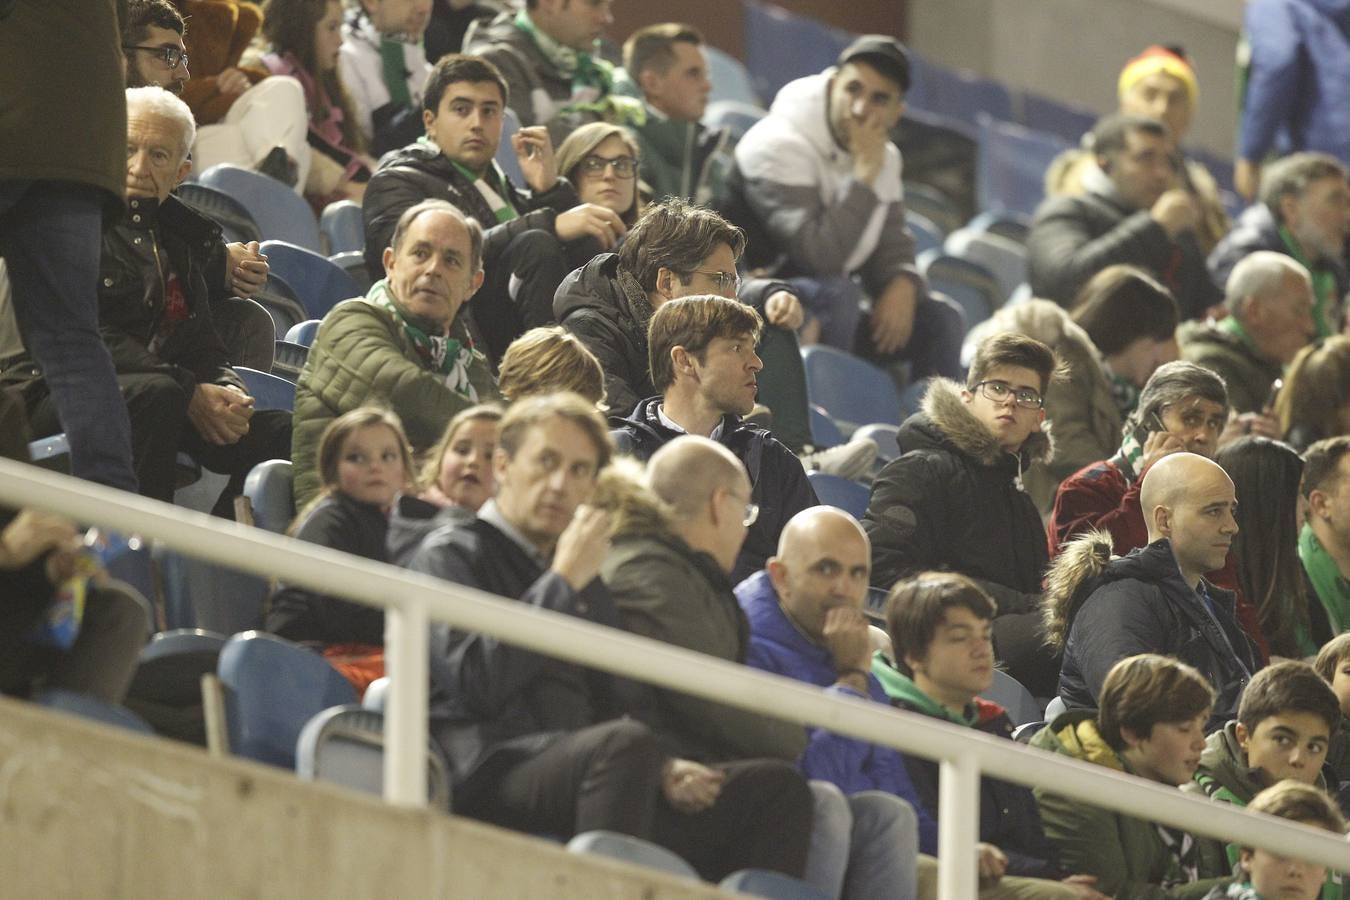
[966,299,1100,374]
[587,457,674,540]
[1041,529,1116,649]
[908,378,1054,469]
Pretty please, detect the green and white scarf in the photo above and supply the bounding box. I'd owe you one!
[1300,523,1350,634]
[367,279,479,401]
[513,9,612,102]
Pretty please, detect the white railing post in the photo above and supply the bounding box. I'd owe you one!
[937,752,979,900]
[383,596,429,807]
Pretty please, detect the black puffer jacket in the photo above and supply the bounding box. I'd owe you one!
[554,253,792,417]
[610,397,817,584]
[862,378,1051,612]
[1058,539,1258,727]
[1027,189,1219,321]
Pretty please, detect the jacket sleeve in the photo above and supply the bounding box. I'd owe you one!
[737,146,888,276]
[1237,2,1302,162]
[311,304,485,450]
[1071,582,1171,703]
[1051,470,1146,556]
[738,277,793,314]
[862,454,946,590]
[859,199,924,299]
[1034,787,1173,900]
[558,307,644,416]
[608,553,807,762]
[1027,200,1174,305]
[413,538,600,717]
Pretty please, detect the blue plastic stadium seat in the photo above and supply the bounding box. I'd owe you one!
[285,319,321,347]
[198,164,322,250]
[319,200,365,255]
[908,211,944,258]
[742,0,852,102]
[259,240,361,321]
[566,831,699,881]
[702,100,768,144]
[235,366,296,411]
[176,182,263,244]
[911,64,1013,129]
[295,704,452,809]
[1020,93,1096,145]
[34,688,154,734]
[218,631,357,768]
[853,423,901,462]
[808,404,845,449]
[495,107,526,188]
[944,228,1027,305]
[807,472,870,519]
[976,114,1072,218]
[918,251,999,329]
[721,869,830,900]
[800,345,903,433]
[980,669,1044,727]
[705,45,761,107]
[965,209,1032,245]
[328,251,373,294]
[242,460,295,534]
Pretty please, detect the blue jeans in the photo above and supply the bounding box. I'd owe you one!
[0,180,137,490]
[805,780,919,900]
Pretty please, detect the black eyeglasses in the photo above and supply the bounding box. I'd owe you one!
[971,380,1043,410]
[124,44,189,70]
[577,155,638,178]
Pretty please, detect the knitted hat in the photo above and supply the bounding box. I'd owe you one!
[1118,45,1198,104]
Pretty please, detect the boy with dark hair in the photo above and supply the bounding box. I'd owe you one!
[862,332,1062,695]
[1031,654,1228,898]
[1205,781,1346,900]
[1184,661,1341,894]
[1314,633,1350,784]
[875,571,1104,898]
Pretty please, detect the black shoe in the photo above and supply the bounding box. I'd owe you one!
[257,146,299,188]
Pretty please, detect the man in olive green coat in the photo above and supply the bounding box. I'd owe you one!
[292,200,498,506]
[0,0,138,491]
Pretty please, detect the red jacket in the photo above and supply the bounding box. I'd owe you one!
[1048,455,1271,664]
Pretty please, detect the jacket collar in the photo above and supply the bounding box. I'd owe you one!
[125,193,219,242]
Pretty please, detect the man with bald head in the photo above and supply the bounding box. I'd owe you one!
[605,451,918,899]
[1051,452,1258,726]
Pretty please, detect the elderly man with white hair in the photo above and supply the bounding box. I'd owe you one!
[1179,250,1316,413]
[11,86,292,517]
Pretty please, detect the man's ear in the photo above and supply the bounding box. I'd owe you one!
[637,66,661,99]
[1030,408,1046,434]
[422,107,437,139]
[1234,721,1251,754]
[670,344,694,379]
[654,266,679,301]
[1119,725,1143,751]
[466,267,486,299]
[1152,503,1173,538]
[491,445,511,482]
[1309,488,1331,520]
[382,246,396,278]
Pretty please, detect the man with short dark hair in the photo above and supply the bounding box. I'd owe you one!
[406,394,815,882]
[1180,250,1315,414]
[1045,452,1259,726]
[610,295,817,583]
[1028,114,1221,320]
[1209,153,1349,339]
[294,199,497,507]
[1301,436,1350,635]
[727,36,963,374]
[12,87,292,516]
[363,53,625,363]
[1031,654,1225,897]
[463,0,640,141]
[862,332,1059,695]
[617,23,727,205]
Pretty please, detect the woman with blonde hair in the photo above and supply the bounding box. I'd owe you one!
[554,123,645,228]
[497,326,607,407]
[1276,336,1350,452]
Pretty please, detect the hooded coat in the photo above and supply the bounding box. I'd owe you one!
[1177,320,1283,416]
[1043,532,1258,728]
[1031,710,1229,899]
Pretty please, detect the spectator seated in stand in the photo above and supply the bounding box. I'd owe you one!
[417,403,502,511]
[1028,114,1221,322]
[1201,781,1345,900]
[1044,452,1259,728]
[266,407,447,695]
[338,0,434,157]
[1276,337,1350,453]
[1216,437,1330,661]
[292,199,498,508]
[495,325,605,405]
[878,571,1107,898]
[463,0,643,143]
[12,87,292,519]
[363,54,623,364]
[257,0,377,208]
[1179,251,1316,415]
[1045,45,1228,254]
[404,392,816,882]
[601,443,921,900]
[1030,654,1228,898]
[965,266,1179,513]
[615,23,729,206]
[424,0,500,65]
[1209,154,1348,341]
[1301,438,1350,641]
[861,333,1061,698]
[1184,661,1341,891]
[1313,634,1350,787]
[609,295,817,584]
[554,122,645,230]
[727,36,964,377]
[145,0,311,188]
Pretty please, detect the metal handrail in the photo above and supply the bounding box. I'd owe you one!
[4,458,1348,899]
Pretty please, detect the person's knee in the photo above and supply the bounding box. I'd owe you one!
[124,374,190,421]
[83,582,152,642]
[850,790,919,844]
[588,718,661,772]
[506,229,567,272]
[920,292,968,338]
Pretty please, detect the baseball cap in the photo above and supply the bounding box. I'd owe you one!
[837,35,911,93]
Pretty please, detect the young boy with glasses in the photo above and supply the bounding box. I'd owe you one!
[861,332,1063,696]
